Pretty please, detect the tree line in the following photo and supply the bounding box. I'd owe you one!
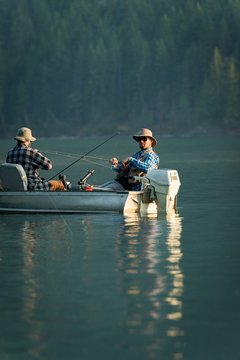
[0,0,239,138]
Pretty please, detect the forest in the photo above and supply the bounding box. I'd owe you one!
[0,0,239,138]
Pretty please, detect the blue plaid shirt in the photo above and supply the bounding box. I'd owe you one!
[115,148,159,190]
[6,144,52,190]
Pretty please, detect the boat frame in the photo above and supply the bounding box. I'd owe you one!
[0,163,181,215]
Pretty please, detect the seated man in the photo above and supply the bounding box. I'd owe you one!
[6,127,66,191]
[101,128,159,191]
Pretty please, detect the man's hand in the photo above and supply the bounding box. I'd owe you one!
[109,157,118,165]
[122,157,131,167]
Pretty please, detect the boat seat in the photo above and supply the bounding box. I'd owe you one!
[0,163,28,191]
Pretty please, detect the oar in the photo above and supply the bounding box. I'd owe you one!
[48,132,119,180]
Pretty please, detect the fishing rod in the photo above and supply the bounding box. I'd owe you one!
[48,132,119,180]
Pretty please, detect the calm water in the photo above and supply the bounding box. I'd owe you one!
[0,135,239,360]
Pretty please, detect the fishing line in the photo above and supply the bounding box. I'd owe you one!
[48,132,119,180]
[81,157,110,168]
[43,150,109,162]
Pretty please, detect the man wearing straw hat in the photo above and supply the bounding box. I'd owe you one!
[101,128,159,191]
[6,127,66,191]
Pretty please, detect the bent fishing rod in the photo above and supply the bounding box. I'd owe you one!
[48,132,119,180]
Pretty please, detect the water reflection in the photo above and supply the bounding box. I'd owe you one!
[0,217,73,359]
[20,221,45,358]
[116,212,184,357]
[0,213,184,359]
[165,213,184,324]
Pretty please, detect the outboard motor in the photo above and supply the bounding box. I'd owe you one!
[146,169,181,213]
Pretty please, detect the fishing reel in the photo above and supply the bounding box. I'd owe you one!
[59,174,71,190]
[58,170,95,191]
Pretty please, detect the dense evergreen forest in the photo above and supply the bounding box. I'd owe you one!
[0,0,239,138]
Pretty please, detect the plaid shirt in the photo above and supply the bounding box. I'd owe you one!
[115,148,159,191]
[6,144,52,190]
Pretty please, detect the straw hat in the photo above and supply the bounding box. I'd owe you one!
[14,127,36,142]
[132,128,157,147]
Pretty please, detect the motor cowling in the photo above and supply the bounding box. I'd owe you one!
[146,169,181,212]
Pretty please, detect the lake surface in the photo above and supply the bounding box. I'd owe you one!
[0,135,239,360]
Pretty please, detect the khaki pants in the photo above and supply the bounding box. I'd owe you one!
[48,180,66,191]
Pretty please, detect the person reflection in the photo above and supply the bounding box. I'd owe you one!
[16,218,72,358]
[116,212,184,357]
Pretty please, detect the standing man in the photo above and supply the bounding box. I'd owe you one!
[101,128,159,191]
[6,127,66,191]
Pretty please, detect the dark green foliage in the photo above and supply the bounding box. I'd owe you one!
[0,0,239,137]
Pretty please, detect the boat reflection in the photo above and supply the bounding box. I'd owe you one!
[1,212,184,359]
[116,211,184,356]
[13,217,73,358]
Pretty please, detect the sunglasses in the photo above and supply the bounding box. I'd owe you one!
[137,136,149,142]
